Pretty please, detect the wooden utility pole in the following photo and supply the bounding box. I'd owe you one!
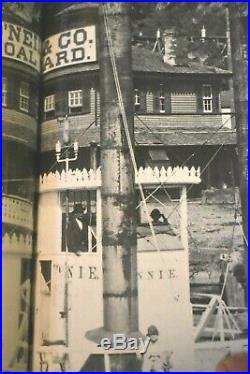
[99,1,138,335]
[228,3,248,298]
[225,6,235,116]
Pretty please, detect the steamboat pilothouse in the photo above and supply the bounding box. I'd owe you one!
[33,3,246,371]
[34,164,201,371]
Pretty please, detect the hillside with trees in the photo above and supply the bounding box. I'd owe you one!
[131,2,247,69]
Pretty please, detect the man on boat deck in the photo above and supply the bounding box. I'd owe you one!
[142,325,172,372]
[150,208,177,236]
[67,204,88,254]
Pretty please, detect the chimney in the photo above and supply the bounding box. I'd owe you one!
[201,25,206,42]
[163,28,177,65]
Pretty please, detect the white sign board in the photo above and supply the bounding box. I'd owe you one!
[42,26,97,74]
[2,22,41,72]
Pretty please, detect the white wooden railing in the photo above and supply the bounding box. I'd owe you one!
[2,232,33,255]
[2,194,33,230]
[40,166,201,192]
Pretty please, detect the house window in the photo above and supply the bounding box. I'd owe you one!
[202,84,213,113]
[160,95,165,112]
[44,94,55,112]
[159,84,165,113]
[19,83,29,112]
[68,90,83,108]
[2,77,7,107]
[134,89,140,108]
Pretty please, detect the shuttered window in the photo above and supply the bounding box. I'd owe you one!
[134,89,147,113]
[202,84,213,113]
[153,91,160,112]
[56,91,67,117]
[160,84,165,113]
[134,89,140,106]
[68,89,90,114]
[153,85,170,113]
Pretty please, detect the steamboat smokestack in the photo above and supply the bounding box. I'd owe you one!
[99,2,139,335]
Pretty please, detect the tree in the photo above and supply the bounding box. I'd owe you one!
[131,2,231,68]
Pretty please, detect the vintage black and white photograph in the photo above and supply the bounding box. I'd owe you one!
[2,2,248,372]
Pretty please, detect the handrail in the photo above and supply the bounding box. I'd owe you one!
[2,194,33,230]
[40,166,201,192]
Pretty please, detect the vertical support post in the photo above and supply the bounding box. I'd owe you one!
[229,3,248,302]
[180,186,188,251]
[225,7,236,128]
[226,7,232,72]
[63,149,69,347]
[206,165,212,189]
[104,354,111,372]
[96,187,102,253]
[90,142,98,170]
[99,2,139,334]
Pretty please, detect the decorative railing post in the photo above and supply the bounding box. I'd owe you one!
[40,166,201,192]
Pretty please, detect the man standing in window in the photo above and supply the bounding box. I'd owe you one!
[67,204,88,254]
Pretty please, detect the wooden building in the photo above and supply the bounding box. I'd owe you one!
[40,3,237,197]
[2,3,42,371]
[1,3,243,372]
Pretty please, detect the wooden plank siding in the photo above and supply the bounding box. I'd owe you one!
[90,88,95,114]
[146,92,154,113]
[135,114,223,129]
[171,93,197,113]
[41,77,223,119]
[96,91,100,116]
[2,109,37,130]
[3,109,38,149]
[170,82,197,113]
[41,113,223,138]
[40,110,233,152]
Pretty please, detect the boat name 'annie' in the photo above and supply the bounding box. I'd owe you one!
[52,263,177,281]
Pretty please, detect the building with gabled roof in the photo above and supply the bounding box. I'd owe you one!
[39,5,237,195]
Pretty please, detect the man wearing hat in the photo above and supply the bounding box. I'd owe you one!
[66,204,88,254]
[150,209,177,236]
[142,325,172,372]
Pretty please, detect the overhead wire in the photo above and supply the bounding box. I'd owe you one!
[134,105,245,255]
[102,6,193,308]
[135,111,235,186]
[136,114,245,300]
[103,3,242,262]
[103,3,160,250]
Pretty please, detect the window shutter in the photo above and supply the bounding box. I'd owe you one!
[29,85,37,117]
[153,91,160,113]
[196,86,203,113]
[56,91,67,116]
[82,89,90,114]
[61,213,66,252]
[139,91,147,113]
[8,78,16,109]
[213,86,220,113]
[165,87,171,113]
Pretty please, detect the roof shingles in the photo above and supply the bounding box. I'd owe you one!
[44,46,231,81]
[132,46,231,75]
